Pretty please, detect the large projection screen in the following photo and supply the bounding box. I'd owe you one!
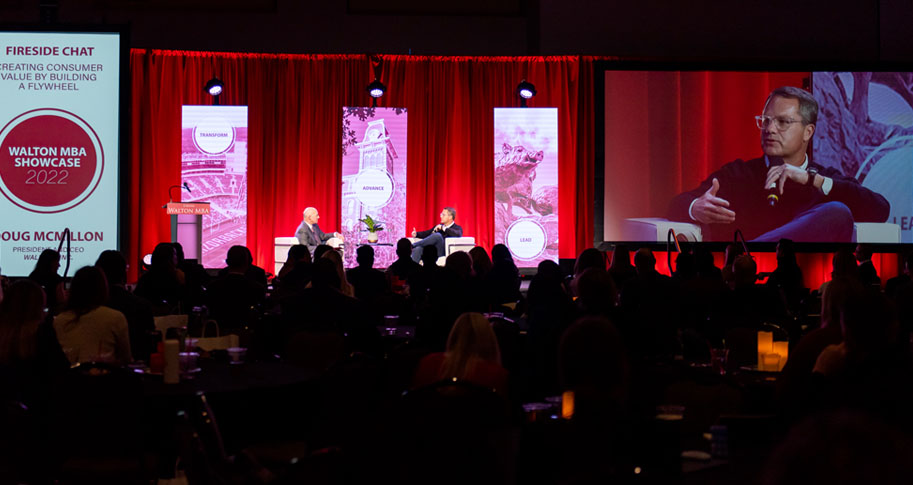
[603,70,905,244]
[0,30,122,276]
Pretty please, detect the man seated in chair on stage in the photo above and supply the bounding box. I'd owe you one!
[296,206,344,254]
[411,206,463,263]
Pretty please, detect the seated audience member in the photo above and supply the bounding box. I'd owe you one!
[409,246,446,305]
[54,266,132,365]
[442,251,484,313]
[557,315,635,482]
[526,260,575,396]
[818,249,859,299]
[322,249,355,298]
[575,267,617,319]
[711,254,788,332]
[283,258,379,355]
[885,251,913,342]
[884,250,912,299]
[468,246,493,281]
[766,238,806,310]
[763,411,913,485]
[608,245,637,293]
[694,246,722,280]
[0,280,69,410]
[720,243,744,289]
[413,312,508,393]
[672,251,697,282]
[777,277,853,418]
[678,248,728,337]
[558,316,628,421]
[387,238,422,292]
[28,249,65,315]
[275,244,313,297]
[173,242,210,306]
[486,244,521,307]
[277,244,311,281]
[217,245,268,287]
[95,250,155,361]
[812,285,913,427]
[346,245,388,302]
[571,248,606,296]
[814,286,896,378]
[619,248,678,358]
[444,251,473,281]
[411,206,463,263]
[312,244,333,261]
[135,242,186,314]
[207,246,267,330]
[855,243,880,288]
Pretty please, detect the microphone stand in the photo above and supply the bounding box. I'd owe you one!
[56,228,72,279]
[667,228,681,274]
[734,229,750,257]
[162,184,191,208]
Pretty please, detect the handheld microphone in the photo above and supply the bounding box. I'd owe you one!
[182,182,192,193]
[766,157,784,207]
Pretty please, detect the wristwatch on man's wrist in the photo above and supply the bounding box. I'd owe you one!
[805,167,818,186]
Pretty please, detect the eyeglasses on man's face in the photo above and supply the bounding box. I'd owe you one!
[755,115,804,131]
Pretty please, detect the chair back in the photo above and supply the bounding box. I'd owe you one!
[397,379,512,485]
[50,362,145,457]
[0,400,43,482]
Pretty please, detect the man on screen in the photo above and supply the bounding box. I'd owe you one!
[667,86,890,242]
[411,207,463,263]
[296,207,343,253]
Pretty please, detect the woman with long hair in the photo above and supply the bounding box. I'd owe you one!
[486,244,521,306]
[53,266,132,365]
[413,312,508,392]
[608,244,637,291]
[468,246,493,280]
[0,280,69,404]
[321,249,355,298]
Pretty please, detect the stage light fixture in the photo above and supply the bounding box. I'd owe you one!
[517,80,536,100]
[367,79,386,98]
[205,77,224,97]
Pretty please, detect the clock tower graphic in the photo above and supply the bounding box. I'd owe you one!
[341,118,399,234]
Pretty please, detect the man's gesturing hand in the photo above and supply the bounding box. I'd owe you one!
[765,163,808,196]
[691,178,736,224]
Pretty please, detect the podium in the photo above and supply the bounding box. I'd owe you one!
[165,202,210,262]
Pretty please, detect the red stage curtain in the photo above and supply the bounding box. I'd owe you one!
[127,50,597,280]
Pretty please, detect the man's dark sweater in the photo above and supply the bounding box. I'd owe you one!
[668,157,890,241]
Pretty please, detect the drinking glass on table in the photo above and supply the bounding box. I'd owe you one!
[711,348,729,375]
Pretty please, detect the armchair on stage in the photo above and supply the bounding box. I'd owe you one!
[273,236,344,274]
[620,218,901,243]
[408,236,476,266]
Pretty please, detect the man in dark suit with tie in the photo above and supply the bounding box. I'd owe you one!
[296,207,343,254]
[411,206,463,263]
